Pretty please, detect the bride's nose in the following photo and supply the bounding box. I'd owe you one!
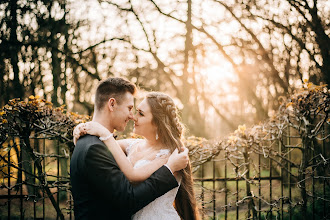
[133,115,138,122]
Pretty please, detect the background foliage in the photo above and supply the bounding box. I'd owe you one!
[1,0,329,138]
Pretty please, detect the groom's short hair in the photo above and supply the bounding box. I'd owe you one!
[95,77,136,111]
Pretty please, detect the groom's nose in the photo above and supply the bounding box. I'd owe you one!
[128,112,134,120]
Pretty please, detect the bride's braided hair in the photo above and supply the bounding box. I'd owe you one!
[146,92,200,220]
[152,93,183,136]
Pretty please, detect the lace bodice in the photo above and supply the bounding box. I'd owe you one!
[126,139,181,220]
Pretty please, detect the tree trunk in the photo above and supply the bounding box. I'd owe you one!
[181,0,193,127]
[51,45,61,106]
[9,0,24,100]
[310,4,330,86]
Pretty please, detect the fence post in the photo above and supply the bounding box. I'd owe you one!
[7,140,11,219]
[312,136,315,220]
[287,124,292,220]
[201,163,204,220]
[258,146,261,220]
[43,138,46,219]
[236,158,239,220]
[322,125,326,218]
[19,138,24,219]
[269,142,272,220]
[33,157,37,219]
[212,160,216,219]
[280,132,283,220]
[57,138,60,220]
[300,135,308,220]
[244,144,257,219]
[225,152,228,220]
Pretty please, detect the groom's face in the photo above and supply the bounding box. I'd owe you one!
[111,92,134,132]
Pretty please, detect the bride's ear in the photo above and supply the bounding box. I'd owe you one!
[107,98,116,112]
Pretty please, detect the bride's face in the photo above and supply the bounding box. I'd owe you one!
[133,98,157,139]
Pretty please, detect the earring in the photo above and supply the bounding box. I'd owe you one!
[156,132,159,140]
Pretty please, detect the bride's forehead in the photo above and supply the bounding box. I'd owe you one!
[137,99,150,111]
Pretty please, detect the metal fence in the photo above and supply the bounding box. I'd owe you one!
[195,122,330,220]
[0,136,72,220]
[1,124,329,219]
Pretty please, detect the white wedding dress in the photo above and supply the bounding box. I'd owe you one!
[126,139,181,220]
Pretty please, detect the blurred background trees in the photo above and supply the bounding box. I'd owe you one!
[1,0,329,138]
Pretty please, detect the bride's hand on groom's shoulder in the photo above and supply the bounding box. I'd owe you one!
[83,122,110,138]
[73,122,110,145]
[73,123,87,145]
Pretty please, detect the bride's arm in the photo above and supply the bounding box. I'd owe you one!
[116,139,133,155]
[102,137,168,183]
[73,122,167,183]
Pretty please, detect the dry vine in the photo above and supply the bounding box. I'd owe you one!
[195,82,329,219]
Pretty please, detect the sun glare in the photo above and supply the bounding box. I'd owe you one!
[201,63,237,87]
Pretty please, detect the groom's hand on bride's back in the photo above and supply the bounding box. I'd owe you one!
[166,147,189,173]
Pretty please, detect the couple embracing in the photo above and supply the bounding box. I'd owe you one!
[70,77,200,219]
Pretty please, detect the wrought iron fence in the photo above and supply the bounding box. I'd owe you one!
[0,96,86,219]
[1,123,328,219]
[195,124,329,220]
[0,136,73,220]
[193,94,330,220]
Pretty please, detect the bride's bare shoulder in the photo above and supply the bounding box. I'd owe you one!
[117,139,144,154]
[117,138,144,146]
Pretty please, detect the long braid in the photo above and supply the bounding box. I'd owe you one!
[155,94,183,137]
[147,92,200,220]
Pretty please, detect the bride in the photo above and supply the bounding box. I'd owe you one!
[74,92,199,220]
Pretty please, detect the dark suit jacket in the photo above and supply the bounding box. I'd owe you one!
[70,135,178,220]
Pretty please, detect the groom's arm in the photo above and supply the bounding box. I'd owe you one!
[85,143,178,215]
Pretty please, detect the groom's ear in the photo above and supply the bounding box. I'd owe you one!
[107,98,116,112]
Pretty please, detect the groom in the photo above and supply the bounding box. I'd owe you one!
[70,77,189,220]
